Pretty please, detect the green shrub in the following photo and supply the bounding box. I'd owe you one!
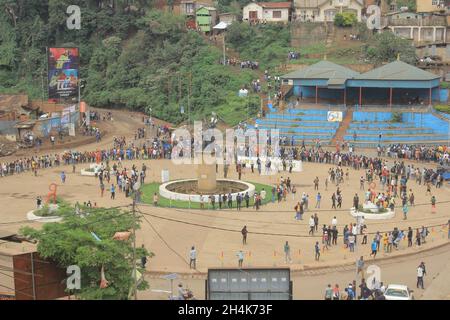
[391,112,403,123]
[334,12,357,27]
[435,105,450,114]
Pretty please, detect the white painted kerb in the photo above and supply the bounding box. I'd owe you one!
[159,179,256,203]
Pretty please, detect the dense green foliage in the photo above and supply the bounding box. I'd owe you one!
[364,32,416,65]
[226,22,292,70]
[434,105,450,114]
[21,205,152,300]
[391,0,417,11]
[334,12,357,27]
[0,1,260,125]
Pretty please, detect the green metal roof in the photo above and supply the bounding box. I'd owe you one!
[354,60,440,81]
[281,61,360,81]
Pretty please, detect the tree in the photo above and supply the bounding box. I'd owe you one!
[21,206,152,300]
[334,12,357,27]
[364,32,416,65]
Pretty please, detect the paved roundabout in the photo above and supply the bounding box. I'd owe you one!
[0,155,449,276]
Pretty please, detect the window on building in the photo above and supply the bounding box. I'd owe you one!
[272,10,281,18]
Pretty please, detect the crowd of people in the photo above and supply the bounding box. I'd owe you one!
[240,60,259,70]
[0,124,171,177]
[385,144,449,164]
[288,51,300,60]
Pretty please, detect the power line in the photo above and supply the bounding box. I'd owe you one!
[136,205,448,239]
[137,202,450,227]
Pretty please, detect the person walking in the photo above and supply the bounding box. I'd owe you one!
[189,246,197,269]
[331,193,336,209]
[324,284,333,300]
[244,192,250,208]
[370,238,378,258]
[431,195,436,213]
[402,203,409,220]
[348,233,355,252]
[417,262,426,289]
[314,241,321,261]
[140,244,147,268]
[284,241,292,263]
[110,184,115,200]
[314,213,319,232]
[241,226,248,245]
[308,216,315,235]
[100,182,105,197]
[315,192,321,208]
[332,284,340,300]
[407,227,413,247]
[356,256,365,277]
[60,171,66,183]
[237,250,244,268]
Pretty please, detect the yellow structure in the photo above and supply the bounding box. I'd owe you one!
[417,0,447,13]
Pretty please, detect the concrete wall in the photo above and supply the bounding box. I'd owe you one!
[0,121,17,135]
[389,26,447,43]
[290,22,360,47]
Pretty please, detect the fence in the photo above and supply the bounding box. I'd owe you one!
[33,111,80,138]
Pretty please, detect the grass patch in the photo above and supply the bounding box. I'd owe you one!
[141,182,274,209]
[435,104,450,114]
[34,198,71,217]
[357,205,388,214]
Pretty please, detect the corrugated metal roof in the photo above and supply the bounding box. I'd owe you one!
[295,0,363,8]
[259,2,292,8]
[281,61,360,81]
[354,60,440,81]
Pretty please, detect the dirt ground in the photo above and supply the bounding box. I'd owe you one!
[0,108,449,300]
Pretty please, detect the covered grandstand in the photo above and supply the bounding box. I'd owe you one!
[281,60,442,107]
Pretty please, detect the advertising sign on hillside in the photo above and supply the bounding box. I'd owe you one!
[48,48,79,100]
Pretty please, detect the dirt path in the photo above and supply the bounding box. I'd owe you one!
[0,107,173,163]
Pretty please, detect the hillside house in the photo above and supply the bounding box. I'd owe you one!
[243,2,292,23]
[294,0,364,22]
[196,6,217,33]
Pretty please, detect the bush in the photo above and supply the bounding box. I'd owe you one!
[334,12,357,27]
[440,82,450,89]
[435,105,450,114]
[391,112,403,123]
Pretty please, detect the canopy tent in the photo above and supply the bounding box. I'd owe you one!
[213,21,230,30]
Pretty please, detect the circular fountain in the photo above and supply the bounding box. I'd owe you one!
[159,162,255,202]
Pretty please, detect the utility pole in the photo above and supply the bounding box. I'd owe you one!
[223,32,226,65]
[188,72,192,129]
[132,197,138,300]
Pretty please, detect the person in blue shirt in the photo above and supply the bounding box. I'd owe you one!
[60,171,66,183]
[402,203,409,220]
[110,184,116,200]
[314,241,320,261]
[370,239,378,258]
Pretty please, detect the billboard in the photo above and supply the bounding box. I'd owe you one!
[48,48,79,100]
[207,268,292,300]
[327,111,343,122]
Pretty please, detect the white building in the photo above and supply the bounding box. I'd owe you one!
[294,0,364,22]
[243,2,292,23]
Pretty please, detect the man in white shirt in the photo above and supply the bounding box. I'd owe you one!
[189,246,197,269]
[417,263,426,289]
[308,216,315,235]
[260,188,266,200]
[331,216,337,227]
